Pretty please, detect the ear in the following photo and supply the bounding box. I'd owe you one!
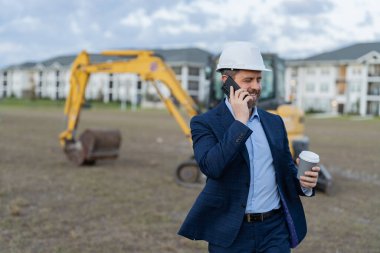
[221,75,228,83]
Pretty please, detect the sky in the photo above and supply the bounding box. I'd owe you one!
[1,0,380,67]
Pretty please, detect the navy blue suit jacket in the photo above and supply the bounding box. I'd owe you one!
[178,101,311,248]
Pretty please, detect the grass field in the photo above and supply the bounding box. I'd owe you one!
[0,104,379,253]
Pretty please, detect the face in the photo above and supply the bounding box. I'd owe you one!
[223,70,262,109]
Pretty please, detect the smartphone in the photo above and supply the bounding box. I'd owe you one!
[221,76,241,98]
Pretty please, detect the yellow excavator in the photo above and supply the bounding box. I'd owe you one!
[59,50,332,192]
[59,50,198,165]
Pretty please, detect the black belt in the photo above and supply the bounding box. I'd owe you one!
[244,208,282,223]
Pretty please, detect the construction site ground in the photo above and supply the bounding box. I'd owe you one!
[0,104,379,253]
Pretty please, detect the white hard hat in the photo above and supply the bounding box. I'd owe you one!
[216,41,271,72]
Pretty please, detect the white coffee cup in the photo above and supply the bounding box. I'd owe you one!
[297,151,320,179]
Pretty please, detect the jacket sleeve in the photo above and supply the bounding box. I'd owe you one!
[190,115,252,179]
[279,116,315,197]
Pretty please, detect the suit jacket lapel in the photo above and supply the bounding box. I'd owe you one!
[216,101,235,131]
[216,101,250,167]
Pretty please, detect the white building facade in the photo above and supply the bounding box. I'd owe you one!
[0,48,212,108]
[285,42,380,116]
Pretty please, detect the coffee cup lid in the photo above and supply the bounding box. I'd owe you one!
[299,151,320,163]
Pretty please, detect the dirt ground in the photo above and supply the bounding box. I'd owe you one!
[0,106,379,253]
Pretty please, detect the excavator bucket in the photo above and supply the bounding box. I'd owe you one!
[64,129,122,165]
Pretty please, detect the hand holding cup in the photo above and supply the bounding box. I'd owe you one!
[297,151,320,189]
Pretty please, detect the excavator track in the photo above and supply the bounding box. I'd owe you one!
[175,158,206,188]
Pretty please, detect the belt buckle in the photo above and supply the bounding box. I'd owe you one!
[259,213,264,222]
[247,214,251,222]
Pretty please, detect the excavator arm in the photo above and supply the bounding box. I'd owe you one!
[59,50,199,165]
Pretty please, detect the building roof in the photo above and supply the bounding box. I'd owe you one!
[303,42,380,61]
[2,47,213,70]
[154,48,212,65]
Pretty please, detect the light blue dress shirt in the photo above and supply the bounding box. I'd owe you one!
[225,99,281,213]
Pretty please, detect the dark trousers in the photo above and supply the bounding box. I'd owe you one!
[208,211,290,253]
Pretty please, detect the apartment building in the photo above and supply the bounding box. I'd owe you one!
[286,42,380,116]
[0,48,212,106]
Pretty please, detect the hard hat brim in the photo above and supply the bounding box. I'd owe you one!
[216,64,272,72]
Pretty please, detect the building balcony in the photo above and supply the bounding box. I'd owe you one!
[367,95,380,101]
[367,91,380,96]
[335,78,346,83]
[367,76,380,83]
[368,72,380,77]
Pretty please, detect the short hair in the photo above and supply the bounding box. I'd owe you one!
[220,69,239,79]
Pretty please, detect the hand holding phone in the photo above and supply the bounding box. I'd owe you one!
[221,76,241,98]
[221,76,252,124]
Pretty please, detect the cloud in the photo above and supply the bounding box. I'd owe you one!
[159,23,202,35]
[152,8,187,22]
[0,42,24,54]
[0,41,42,67]
[0,16,42,34]
[70,19,82,35]
[1,0,380,67]
[279,0,334,16]
[104,30,113,39]
[359,11,374,27]
[120,9,152,28]
[13,16,41,29]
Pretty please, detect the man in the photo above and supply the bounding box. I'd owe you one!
[178,41,320,252]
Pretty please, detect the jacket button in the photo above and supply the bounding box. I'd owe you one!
[241,204,246,208]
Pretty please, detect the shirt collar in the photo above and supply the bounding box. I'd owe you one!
[224,98,260,122]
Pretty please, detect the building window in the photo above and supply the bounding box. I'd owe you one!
[306,68,316,75]
[56,70,60,100]
[306,83,315,92]
[368,64,380,76]
[320,83,329,92]
[172,66,182,75]
[137,80,142,90]
[109,73,113,101]
[349,82,361,92]
[2,71,7,97]
[321,68,330,75]
[291,68,298,77]
[191,95,199,103]
[38,71,43,98]
[350,82,355,92]
[188,81,199,91]
[188,67,200,76]
[352,67,362,76]
[368,83,380,95]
